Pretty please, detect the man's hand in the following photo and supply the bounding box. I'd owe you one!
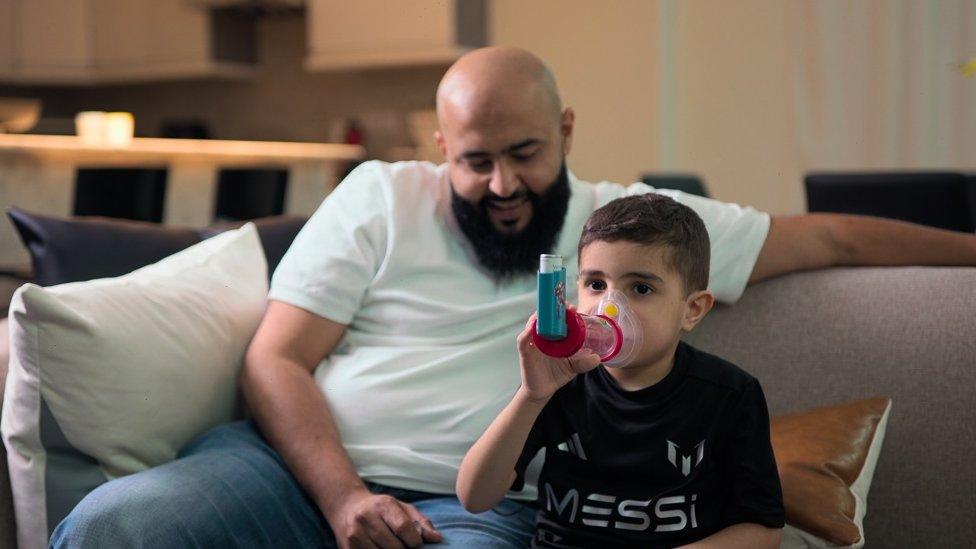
[244,304,443,549]
[326,488,443,549]
[517,313,601,402]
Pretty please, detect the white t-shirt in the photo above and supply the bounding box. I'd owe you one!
[269,160,770,497]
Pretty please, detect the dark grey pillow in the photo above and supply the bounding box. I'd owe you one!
[198,216,308,277]
[7,207,201,286]
[6,208,306,286]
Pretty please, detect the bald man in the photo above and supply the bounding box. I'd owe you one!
[53,47,976,549]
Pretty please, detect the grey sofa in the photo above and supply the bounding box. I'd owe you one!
[0,266,974,547]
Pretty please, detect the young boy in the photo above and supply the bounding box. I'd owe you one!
[457,194,785,548]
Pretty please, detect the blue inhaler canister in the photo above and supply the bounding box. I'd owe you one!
[536,254,567,340]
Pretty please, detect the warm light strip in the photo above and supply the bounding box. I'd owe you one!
[0,134,366,162]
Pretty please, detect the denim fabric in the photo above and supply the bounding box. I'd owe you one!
[50,421,535,548]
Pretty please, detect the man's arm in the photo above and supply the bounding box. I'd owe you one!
[679,523,781,548]
[749,213,976,284]
[241,300,442,549]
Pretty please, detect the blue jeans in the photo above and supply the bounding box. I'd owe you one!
[50,421,536,548]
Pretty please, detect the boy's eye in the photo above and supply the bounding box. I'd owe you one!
[633,283,654,295]
[585,280,606,291]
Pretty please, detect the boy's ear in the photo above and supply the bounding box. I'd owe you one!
[681,290,714,332]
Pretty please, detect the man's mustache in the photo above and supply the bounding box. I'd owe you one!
[483,190,530,207]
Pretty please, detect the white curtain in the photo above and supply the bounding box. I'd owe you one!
[789,0,976,170]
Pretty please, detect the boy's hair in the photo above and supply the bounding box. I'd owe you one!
[578,194,710,294]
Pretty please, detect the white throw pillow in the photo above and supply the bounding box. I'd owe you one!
[1,223,267,549]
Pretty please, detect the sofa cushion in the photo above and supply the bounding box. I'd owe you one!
[775,396,891,548]
[684,266,976,548]
[6,207,306,286]
[1,224,267,549]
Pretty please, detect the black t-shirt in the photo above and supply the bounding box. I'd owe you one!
[513,341,785,548]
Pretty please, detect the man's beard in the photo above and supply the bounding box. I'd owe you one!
[451,162,570,281]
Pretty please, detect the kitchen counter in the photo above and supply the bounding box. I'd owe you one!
[0,134,365,270]
[0,134,363,164]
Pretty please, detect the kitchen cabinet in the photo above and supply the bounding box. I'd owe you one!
[92,0,256,82]
[0,0,255,85]
[305,0,486,71]
[0,0,15,77]
[9,0,93,83]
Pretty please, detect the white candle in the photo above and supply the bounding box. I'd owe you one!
[75,111,106,146]
[104,112,134,147]
[75,111,135,147]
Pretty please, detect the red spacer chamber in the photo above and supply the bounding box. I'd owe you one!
[531,309,622,362]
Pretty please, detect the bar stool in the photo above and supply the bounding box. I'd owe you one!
[73,168,168,222]
[805,172,975,233]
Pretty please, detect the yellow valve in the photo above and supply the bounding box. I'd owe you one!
[963,57,976,77]
[604,303,619,318]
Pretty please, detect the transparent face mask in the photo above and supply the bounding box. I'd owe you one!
[590,289,644,368]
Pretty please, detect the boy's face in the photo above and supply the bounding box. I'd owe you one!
[577,240,712,370]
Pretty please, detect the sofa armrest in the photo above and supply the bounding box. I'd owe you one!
[0,318,17,548]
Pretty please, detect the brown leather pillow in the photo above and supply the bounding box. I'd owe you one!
[771,396,892,547]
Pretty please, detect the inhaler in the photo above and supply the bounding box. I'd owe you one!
[532,254,643,367]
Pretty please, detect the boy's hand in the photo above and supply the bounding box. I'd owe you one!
[517,313,601,402]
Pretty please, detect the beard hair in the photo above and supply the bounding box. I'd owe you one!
[450,162,570,281]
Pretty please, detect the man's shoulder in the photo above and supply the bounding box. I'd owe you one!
[680,341,757,394]
[355,159,444,183]
[580,176,658,210]
[336,160,447,207]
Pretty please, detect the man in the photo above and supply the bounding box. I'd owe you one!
[54,47,976,548]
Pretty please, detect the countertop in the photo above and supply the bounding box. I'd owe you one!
[0,134,365,166]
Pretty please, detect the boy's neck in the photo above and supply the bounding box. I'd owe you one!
[605,341,680,392]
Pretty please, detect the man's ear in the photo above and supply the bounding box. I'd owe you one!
[434,130,447,159]
[681,290,714,332]
[560,107,575,156]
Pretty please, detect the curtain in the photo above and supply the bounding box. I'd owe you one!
[790,0,976,169]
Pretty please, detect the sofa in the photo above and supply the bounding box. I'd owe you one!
[0,214,973,547]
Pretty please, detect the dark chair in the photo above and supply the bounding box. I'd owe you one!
[213,168,288,221]
[641,173,710,198]
[805,172,975,233]
[73,168,168,222]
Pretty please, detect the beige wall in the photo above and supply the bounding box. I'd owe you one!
[673,1,802,214]
[492,0,804,214]
[491,0,662,190]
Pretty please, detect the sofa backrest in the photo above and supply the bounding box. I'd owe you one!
[1,255,971,546]
[685,266,976,549]
[6,208,306,286]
